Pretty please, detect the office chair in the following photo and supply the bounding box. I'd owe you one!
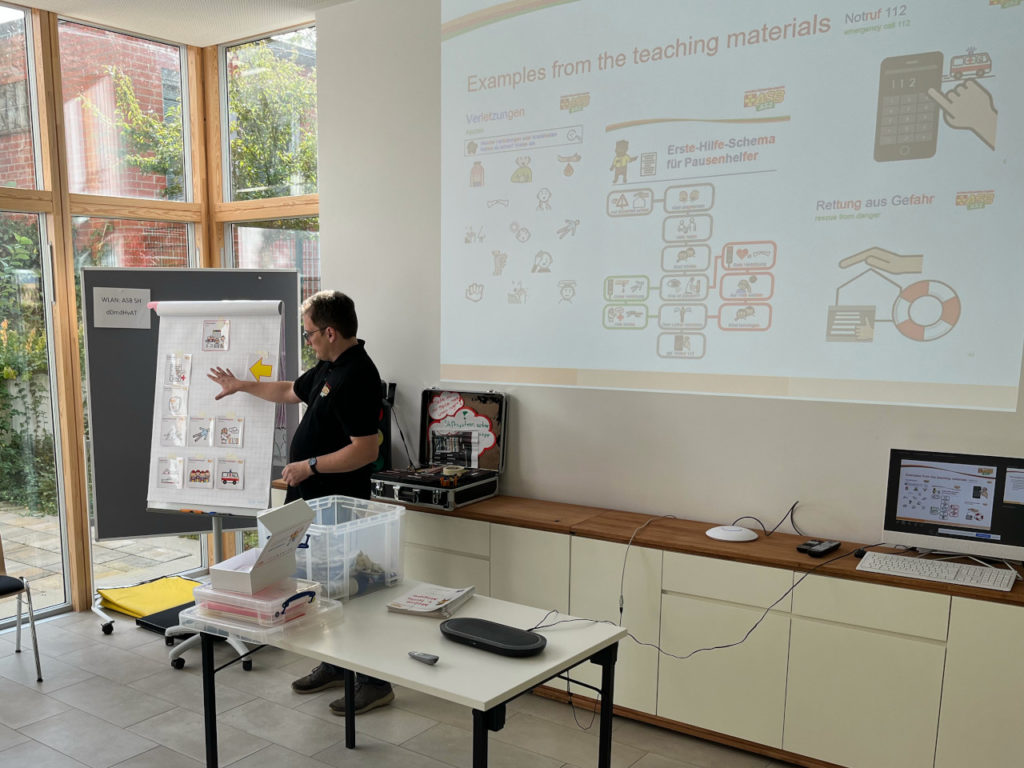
[0,531,43,682]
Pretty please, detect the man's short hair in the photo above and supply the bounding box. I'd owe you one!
[303,290,358,338]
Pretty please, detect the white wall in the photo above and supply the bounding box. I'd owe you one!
[317,0,1024,543]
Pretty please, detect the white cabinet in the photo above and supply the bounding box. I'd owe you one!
[490,525,569,612]
[402,509,491,593]
[935,597,1024,768]
[658,553,793,747]
[569,537,661,713]
[379,500,1024,768]
[784,576,948,768]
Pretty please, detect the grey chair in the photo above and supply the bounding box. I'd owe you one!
[0,531,42,682]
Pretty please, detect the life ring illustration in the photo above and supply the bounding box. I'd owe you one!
[892,280,960,341]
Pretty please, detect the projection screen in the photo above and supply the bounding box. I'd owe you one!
[440,0,1024,410]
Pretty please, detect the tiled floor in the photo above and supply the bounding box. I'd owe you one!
[0,610,802,768]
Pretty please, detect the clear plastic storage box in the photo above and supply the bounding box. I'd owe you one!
[290,495,405,600]
[193,578,322,627]
[180,599,343,645]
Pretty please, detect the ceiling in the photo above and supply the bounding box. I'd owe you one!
[21,0,350,46]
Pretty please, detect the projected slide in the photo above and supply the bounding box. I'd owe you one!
[440,0,1024,409]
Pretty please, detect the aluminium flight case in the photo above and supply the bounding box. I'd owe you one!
[371,389,507,511]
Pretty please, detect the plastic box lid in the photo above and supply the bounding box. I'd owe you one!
[304,495,405,525]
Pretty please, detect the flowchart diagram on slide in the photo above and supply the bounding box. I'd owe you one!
[601,176,776,360]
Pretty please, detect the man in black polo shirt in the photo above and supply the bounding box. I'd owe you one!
[207,289,394,715]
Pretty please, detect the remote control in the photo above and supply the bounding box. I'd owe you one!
[408,651,439,665]
[806,540,841,557]
[796,540,822,553]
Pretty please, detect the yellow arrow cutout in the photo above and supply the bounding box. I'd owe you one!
[249,357,273,381]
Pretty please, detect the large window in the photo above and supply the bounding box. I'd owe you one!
[59,24,201,598]
[225,27,316,201]
[0,8,319,620]
[0,7,39,189]
[58,24,200,611]
[0,211,64,613]
[58,21,187,201]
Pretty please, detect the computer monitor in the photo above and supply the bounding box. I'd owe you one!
[883,449,1024,562]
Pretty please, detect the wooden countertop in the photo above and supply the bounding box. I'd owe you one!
[414,495,1024,607]
[272,482,1024,607]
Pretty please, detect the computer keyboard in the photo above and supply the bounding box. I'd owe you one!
[856,551,1018,592]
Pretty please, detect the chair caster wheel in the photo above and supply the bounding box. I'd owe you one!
[101,622,113,635]
[242,659,253,671]
[165,637,175,646]
[171,658,185,670]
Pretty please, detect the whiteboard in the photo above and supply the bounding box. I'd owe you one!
[82,268,300,540]
[147,300,282,516]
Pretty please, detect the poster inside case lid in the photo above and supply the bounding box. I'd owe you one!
[418,389,507,472]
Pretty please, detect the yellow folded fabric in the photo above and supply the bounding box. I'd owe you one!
[97,576,200,618]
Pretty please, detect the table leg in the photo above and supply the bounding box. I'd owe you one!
[592,642,619,768]
[472,709,487,768]
[344,668,355,749]
[201,632,219,768]
[471,704,506,768]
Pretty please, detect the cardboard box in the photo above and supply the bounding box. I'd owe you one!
[210,499,314,594]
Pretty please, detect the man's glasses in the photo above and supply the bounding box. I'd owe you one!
[301,327,326,342]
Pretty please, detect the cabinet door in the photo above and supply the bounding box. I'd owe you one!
[786,618,945,768]
[659,593,789,747]
[569,537,661,713]
[490,525,568,612]
[402,510,491,594]
[935,597,1024,768]
[785,576,948,768]
[659,552,793,746]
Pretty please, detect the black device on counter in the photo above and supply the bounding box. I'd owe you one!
[799,539,841,557]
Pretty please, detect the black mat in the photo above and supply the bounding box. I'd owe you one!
[135,601,195,636]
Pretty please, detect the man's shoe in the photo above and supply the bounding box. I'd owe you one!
[329,682,395,715]
[291,662,346,694]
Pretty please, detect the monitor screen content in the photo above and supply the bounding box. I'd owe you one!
[883,449,1024,561]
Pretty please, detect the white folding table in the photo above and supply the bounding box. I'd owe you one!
[180,584,627,768]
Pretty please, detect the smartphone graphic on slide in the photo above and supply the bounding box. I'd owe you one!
[874,52,943,162]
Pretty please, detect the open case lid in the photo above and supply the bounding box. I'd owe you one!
[419,389,508,472]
